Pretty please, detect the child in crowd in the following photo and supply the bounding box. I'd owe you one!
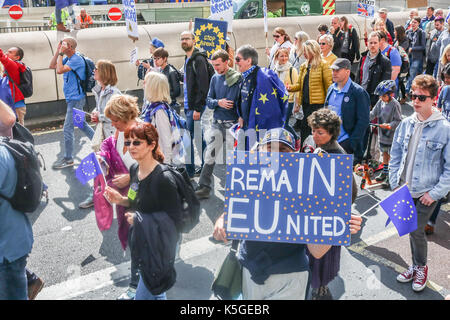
[369,80,402,185]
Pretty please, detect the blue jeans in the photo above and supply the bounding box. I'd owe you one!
[0,255,28,300]
[406,59,423,93]
[64,98,95,160]
[185,109,206,177]
[135,275,167,300]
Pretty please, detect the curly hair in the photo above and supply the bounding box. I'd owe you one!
[412,74,439,98]
[104,94,140,122]
[307,108,341,142]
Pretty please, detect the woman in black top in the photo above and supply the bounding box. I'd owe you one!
[104,122,182,300]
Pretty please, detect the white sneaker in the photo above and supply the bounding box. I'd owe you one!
[117,287,136,300]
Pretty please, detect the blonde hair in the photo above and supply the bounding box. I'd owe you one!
[294,31,310,55]
[374,18,388,33]
[144,71,170,103]
[303,40,322,69]
[104,94,140,122]
[441,44,450,65]
[96,59,118,87]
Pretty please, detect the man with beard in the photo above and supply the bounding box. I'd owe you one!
[180,31,209,178]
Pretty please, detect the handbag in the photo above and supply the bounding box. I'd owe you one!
[91,122,104,152]
[211,240,242,300]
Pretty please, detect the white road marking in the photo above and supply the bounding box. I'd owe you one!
[37,235,225,300]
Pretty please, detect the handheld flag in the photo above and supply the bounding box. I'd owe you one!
[248,68,288,140]
[379,184,417,236]
[75,152,102,185]
[262,0,268,33]
[73,108,85,129]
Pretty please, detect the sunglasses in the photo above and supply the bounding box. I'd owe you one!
[409,93,432,102]
[319,42,327,45]
[124,140,145,147]
[273,34,280,38]
[235,57,242,62]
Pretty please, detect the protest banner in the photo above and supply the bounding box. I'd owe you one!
[193,18,228,59]
[209,0,233,32]
[130,47,138,65]
[223,151,353,246]
[357,0,375,19]
[123,0,139,41]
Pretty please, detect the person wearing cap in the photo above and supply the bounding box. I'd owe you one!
[212,127,363,300]
[377,8,395,42]
[325,58,370,165]
[135,37,165,76]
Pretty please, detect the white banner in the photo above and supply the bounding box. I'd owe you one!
[209,0,233,32]
[123,0,139,40]
[263,0,268,33]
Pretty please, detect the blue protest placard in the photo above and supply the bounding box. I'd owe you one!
[357,0,375,18]
[193,18,228,59]
[224,151,353,246]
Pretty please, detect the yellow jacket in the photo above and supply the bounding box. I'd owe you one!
[322,53,338,66]
[289,60,333,105]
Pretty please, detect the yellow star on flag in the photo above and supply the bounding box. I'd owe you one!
[215,45,222,51]
[207,23,213,30]
[213,26,220,34]
[259,93,269,104]
[200,24,207,32]
[195,36,200,43]
[282,94,289,103]
[219,38,226,45]
[271,87,277,97]
[195,29,202,36]
[217,32,224,39]
[255,107,260,115]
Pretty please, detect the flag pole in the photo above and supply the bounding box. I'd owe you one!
[357,184,408,217]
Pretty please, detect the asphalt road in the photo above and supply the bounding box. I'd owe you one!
[26,102,449,300]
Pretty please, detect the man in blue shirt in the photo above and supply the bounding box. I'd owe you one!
[49,37,94,169]
[195,50,241,199]
[0,100,34,300]
[379,31,402,87]
[325,58,370,165]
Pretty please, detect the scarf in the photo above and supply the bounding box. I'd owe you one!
[273,62,292,84]
[225,68,242,87]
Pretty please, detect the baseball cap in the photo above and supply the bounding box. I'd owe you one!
[378,8,388,14]
[330,58,352,70]
[253,128,296,151]
[151,37,165,48]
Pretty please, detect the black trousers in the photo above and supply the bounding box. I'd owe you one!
[295,103,323,146]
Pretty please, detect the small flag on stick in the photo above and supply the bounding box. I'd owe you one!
[75,152,102,185]
[73,108,85,129]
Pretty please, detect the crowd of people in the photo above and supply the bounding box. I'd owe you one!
[0,7,449,301]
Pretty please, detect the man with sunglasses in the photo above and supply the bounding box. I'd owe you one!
[389,74,450,293]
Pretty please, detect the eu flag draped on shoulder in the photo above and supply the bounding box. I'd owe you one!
[75,152,102,185]
[248,67,288,140]
[380,184,418,237]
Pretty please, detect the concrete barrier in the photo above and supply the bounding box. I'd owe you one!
[0,11,415,128]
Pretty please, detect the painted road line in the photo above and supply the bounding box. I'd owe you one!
[348,228,445,295]
[37,235,226,300]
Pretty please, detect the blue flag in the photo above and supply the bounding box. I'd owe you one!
[380,184,417,237]
[73,108,85,129]
[248,68,288,139]
[75,152,102,185]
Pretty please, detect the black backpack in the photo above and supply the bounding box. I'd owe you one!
[161,164,201,234]
[192,52,215,86]
[5,64,33,99]
[72,53,96,93]
[0,136,44,213]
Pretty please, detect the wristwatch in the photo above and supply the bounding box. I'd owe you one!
[59,52,64,56]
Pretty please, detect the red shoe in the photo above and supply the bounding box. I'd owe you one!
[412,265,428,292]
[397,265,415,283]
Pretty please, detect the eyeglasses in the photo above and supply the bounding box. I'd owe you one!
[319,42,327,45]
[180,37,192,41]
[409,93,432,101]
[235,57,242,62]
[124,140,145,147]
[273,34,280,38]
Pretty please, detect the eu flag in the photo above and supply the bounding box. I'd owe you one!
[73,108,85,129]
[248,68,288,139]
[380,184,417,237]
[75,152,102,185]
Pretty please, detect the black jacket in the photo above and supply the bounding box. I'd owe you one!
[184,48,210,112]
[162,64,181,105]
[131,210,179,295]
[356,50,392,106]
[335,27,361,63]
